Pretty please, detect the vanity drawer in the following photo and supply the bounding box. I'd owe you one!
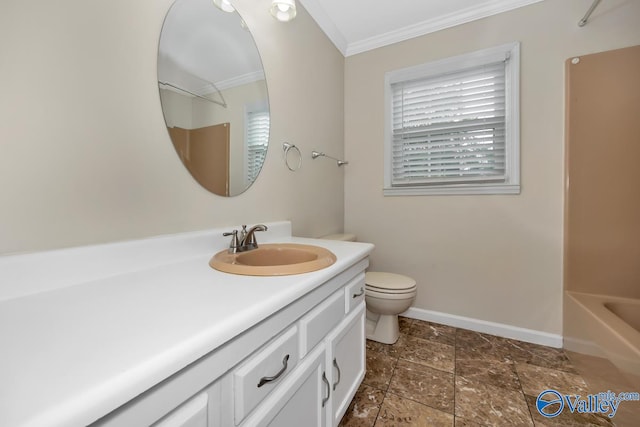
[233,326,299,425]
[298,290,344,358]
[345,273,366,313]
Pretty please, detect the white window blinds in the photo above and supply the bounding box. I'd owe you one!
[246,110,269,184]
[385,43,520,195]
[390,60,507,186]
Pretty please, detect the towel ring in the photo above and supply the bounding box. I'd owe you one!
[283,142,302,171]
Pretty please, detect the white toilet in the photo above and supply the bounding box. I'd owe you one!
[322,234,417,344]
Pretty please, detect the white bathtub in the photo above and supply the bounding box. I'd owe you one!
[564,292,640,377]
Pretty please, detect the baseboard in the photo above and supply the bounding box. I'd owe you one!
[402,307,564,348]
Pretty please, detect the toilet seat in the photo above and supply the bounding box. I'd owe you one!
[366,286,416,294]
[366,287,417,299]
[365,272,416,294]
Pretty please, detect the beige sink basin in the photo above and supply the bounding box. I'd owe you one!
[209,243,337,276]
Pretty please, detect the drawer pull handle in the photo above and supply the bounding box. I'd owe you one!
[322,372,330,407]
[257,354,290,388]
[332,358,341,390]
[352,287,364,298]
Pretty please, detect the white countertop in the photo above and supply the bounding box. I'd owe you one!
[0,222,374,427]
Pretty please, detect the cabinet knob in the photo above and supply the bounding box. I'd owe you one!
[352,287,365,298]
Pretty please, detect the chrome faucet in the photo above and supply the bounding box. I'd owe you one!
[223,224,268,253]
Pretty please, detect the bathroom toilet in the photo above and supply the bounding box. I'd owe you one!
[364,272,417,344]
[322,234,417,344]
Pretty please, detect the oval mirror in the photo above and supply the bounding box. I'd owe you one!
[158,0,269,196]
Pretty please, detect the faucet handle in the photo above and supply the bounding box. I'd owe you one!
[223,230,240,253]
[243,224,268,248]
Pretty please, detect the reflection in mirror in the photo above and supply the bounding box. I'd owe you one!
[158,0,269,196]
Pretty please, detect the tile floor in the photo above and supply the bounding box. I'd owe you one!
[339,317,635,426]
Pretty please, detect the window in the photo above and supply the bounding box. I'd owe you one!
[245,109,269,185]
[384,42,520,195]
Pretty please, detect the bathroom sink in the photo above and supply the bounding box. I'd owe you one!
[209,243,337,276]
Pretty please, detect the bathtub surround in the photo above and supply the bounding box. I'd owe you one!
[344,0,640,342]
[564,45,640,299]
[563,44,640,392]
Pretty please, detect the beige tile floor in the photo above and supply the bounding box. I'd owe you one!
[339,317,639,426]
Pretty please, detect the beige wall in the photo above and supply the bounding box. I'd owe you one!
[0,0,345,255]
[344,0,640,334]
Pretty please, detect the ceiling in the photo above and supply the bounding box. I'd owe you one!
[298,0,545,56]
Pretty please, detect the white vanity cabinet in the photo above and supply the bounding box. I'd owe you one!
[246,298,366,427]
[1,222,375,427]
[91,260,369,427]
[230,272,367,427]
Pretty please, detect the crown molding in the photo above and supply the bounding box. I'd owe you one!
[347,0,543,56]
[301,0,544,57]
[298,0,348,56]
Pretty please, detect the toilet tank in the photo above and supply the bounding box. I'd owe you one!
[321,233,356,242]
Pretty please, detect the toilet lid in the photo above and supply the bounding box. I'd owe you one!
[365,272,416,291]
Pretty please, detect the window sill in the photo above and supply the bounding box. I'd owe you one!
[383,183,520,196]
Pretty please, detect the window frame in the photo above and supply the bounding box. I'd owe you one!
[383,42,520,196]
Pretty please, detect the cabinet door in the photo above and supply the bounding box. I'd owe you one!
[241,344,327,427]
[326,302,366,427]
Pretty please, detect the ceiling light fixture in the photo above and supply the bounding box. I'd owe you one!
[270,0,297,22]
[213,0,235,13]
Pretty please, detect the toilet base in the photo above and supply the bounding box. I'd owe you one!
[365,310,400,344]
